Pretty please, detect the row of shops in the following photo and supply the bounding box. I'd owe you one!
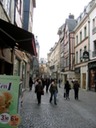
[0,18,37,90]
[59,60,96,92]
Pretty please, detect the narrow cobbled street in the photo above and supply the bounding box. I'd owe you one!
[19,86,96,128]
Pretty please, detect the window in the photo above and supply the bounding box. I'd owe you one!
[80,49,82,62]
[84,46,87,51]
[84,46,87,61]
[84,26,87,38]
[76,51,78,64]
[76,35,78,45]
[93,18,95,28]
[92,41,96,57]
[93,40,96,52]
[80,31,82,42]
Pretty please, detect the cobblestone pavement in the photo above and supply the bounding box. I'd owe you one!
[18,86,96,128]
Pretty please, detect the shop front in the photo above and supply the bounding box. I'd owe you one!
[88,61,96,91]
[0,18,37,75]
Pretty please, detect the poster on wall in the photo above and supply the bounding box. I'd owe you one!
[0,75,21,128]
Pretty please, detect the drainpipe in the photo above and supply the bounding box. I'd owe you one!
[69,33,71,70]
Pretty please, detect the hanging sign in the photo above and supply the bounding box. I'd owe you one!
[83,51,89,59]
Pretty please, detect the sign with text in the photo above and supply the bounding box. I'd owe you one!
[0,75,20,128]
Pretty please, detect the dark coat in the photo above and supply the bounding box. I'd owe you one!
[35,82,43,94]
[29,77,33,87]
[49,82,58,93]
[73,81,79,90]
[64,81,71,91]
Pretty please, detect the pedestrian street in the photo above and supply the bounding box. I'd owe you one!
[18,86,96,128]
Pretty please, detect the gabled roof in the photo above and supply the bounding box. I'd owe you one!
[66,18,77,32]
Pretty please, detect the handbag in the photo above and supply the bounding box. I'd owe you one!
[41,90,44,95]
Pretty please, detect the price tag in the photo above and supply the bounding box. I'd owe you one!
[0,113,10,124]
[9,114,21,127]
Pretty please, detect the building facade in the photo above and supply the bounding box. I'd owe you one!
[74,9,89,90]
[63,14,77,84]
[0,0,37,90]
[88,0,96,91]
[47,42,60,79]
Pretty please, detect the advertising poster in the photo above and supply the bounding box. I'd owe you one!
[0,75,21,128]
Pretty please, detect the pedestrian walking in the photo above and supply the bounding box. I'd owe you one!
[49,80,58,105]
[35,79,44,105]
[46,78,51,93]
[73,80,80,100]
[64,80,71,100]
[42,78,46,89]
[58,79,61,88]
[29,76,33,91]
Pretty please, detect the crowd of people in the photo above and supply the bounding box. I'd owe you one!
[29,76,80,105]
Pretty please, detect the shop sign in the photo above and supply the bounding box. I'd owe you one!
[83,51,89,59]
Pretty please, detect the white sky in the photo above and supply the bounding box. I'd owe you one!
[33,0,91,59]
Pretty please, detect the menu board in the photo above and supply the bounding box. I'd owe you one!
[0,75,21,128]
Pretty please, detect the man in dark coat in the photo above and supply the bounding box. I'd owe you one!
[64,80,71,100]
[29,77,33,91]
[35,79,44,104]
[73,80,80,100]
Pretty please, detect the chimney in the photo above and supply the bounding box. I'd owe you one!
[69,13,74,19]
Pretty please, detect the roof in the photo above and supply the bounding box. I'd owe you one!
[66,18,77,32]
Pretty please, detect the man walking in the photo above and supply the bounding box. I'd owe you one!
[49,79,58,105]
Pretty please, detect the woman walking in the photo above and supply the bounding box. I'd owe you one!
[29,77,33,91]
[64,80,71,100]
[49,80,58,105]
[35,79,44,105]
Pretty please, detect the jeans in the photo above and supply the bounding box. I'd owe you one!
[50,91,57,104]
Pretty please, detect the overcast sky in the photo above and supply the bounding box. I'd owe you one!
[33,0,91,59]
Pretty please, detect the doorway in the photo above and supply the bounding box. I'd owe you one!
[82,73,86,89]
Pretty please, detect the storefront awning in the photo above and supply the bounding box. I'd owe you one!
[0,18,37,56]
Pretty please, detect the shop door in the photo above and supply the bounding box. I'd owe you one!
[82,73,86,89]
